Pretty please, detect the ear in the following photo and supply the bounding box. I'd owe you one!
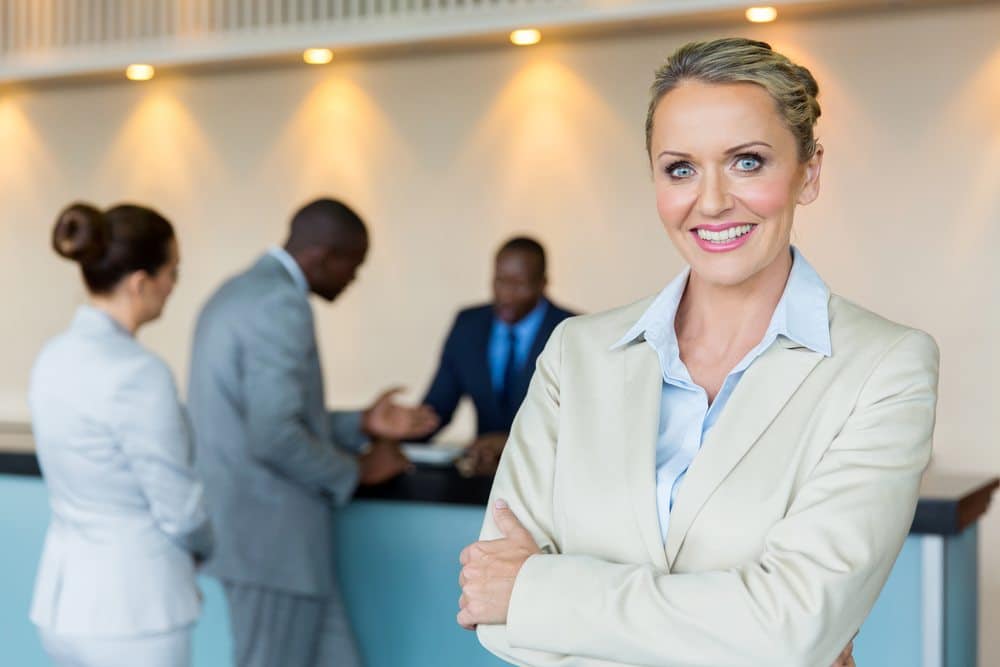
[122,270,147,298]
[296,246,326,271]
[797,144,824,206]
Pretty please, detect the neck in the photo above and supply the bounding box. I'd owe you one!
[88,295,141,335]
[675,250,792,349]
[282,246,314,289]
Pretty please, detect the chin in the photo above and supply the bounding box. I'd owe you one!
[688,244,790,290]
[319,288,342,302]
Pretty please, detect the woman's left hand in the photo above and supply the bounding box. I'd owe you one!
[457,499,541,630]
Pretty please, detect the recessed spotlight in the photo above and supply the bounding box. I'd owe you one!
[745,6,778,23]
[125,64,154,81]
[510,29,541,46]
[303,48,334,65]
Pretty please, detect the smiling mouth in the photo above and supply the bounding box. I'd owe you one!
[693,224,756,243]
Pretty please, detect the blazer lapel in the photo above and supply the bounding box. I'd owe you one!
[663,338,824,566]
[622,340,670,571]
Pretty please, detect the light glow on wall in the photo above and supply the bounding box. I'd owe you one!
[303,48,334,65]
[125,64,155,81]
[510,29,542,46]
[745,7,778,23]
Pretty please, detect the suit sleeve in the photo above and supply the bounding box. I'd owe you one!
[480,330,939,667]
[328,410,368,454]
[112,355,214,559]
[418,314,466,440]
[242,293,359,505]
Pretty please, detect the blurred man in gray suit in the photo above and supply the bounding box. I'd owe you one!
[188,198,438,667]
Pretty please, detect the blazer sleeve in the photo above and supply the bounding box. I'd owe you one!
[419,314,466,439]
[112,355,214,559]
[479,329,939,667]
[242,293,360,505]
[328,410,368,454]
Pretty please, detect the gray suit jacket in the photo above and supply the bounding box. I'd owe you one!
[188,253,367,596]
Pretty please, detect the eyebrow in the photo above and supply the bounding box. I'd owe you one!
[656,141,773,160]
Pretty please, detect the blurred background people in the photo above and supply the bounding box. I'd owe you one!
[30,202,213,667]
[187,198,438,667]
[420,237,575,476]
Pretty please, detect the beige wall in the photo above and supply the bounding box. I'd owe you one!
[1,3,997,661]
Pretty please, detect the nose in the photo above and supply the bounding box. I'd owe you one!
[698,169,734,218]
[494,281,513,303]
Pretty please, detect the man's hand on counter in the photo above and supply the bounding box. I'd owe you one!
[362,387,439,441]
[359,440,413,485]
[455,433,507,478]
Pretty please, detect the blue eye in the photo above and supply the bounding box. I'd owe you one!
[734,154,763,172]
[667,163,694,179]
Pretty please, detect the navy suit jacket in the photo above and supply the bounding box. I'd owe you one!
[422,301,576,438]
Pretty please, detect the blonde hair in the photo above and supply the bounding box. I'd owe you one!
[645,38,821,162]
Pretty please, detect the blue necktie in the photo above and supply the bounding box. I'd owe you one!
[499,328,519,417]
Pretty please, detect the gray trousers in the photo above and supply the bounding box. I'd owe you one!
[223,581,362,667]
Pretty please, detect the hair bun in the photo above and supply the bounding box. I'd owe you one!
[52,203,109,265]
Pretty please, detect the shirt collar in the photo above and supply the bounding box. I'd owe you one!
[268,246,310,294]
[72,304,133,338]
[611,247,831,357]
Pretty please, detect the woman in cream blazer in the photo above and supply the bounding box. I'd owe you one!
[458,39,938,667]
[29,203,212,667]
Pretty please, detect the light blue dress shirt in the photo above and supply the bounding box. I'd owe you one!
[268,246,309,294]
[612,247,832,543]
[488,298,550,394]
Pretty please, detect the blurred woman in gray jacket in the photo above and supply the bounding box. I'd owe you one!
[29,202,212,667]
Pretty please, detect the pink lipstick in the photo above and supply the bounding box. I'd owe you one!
[690,223,757,253]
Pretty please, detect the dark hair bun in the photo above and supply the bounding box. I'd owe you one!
[52,203,109,265]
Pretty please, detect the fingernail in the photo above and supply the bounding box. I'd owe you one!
[494,498,508,510]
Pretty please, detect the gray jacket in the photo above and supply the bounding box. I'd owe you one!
[188,253,366,596]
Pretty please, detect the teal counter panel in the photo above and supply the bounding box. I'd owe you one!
[0,476,47,666]
[335,501,505,667]
[854,537,923,665]
[0,476,502,666]
[0,474,982,666]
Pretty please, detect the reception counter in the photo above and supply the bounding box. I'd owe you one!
[0,437,995,667]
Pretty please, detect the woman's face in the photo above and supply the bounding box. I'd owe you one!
[140,238,179,323]
[649,80,822,288]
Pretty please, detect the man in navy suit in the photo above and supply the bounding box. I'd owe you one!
[421,237,575,475]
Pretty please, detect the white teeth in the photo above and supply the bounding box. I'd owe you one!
[696,224,753,243]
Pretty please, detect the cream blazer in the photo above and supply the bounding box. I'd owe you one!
[477,294,939,667]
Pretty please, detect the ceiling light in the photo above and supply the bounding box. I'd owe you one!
[745,6,778,23]
[303,48,334,65]
[125,64,154,81]
[510,29,541,46]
